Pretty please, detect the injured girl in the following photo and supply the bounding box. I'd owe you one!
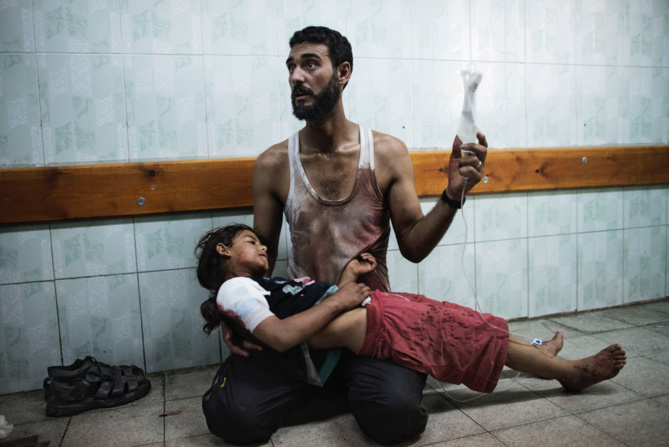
[196,224,626,394]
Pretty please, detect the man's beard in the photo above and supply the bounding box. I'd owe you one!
[291,73,340,122]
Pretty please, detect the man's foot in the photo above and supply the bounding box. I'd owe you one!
[536,331,564,357]
[558,344,627,392]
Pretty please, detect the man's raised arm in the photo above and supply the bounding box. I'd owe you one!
[385,133,488,263]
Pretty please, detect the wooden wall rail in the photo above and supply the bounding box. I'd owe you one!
[1,145,668,225]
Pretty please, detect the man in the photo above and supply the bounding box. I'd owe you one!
[205,26,487,444]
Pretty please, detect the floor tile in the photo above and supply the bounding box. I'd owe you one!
[492,415,625,447]
[164,396,210,441]
[0,389,48,425]
[642,300,669,315]
[61,400,165,447]
[547,312,634,334]
[428,433,505,446]
[447,381,568,432]
[578,399,669,447]
[590,326,669,358]
[608,355,669,397]
[599,304,669,326]
[414,392,485,445]
[164,365,219,401]
[646,322,669,338]
[272,413,373,446]
[1,417,69,446]
[165,433,241,446]
[515,374,643,413]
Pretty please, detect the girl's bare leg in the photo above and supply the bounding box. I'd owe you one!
[535,331,564,357]
[504,334,626,392]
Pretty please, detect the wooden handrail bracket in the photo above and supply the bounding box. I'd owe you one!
[1,146,667,225]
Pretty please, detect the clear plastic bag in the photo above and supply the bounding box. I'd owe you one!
[456,63,483,146]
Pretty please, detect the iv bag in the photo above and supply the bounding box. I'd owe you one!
[456,64,483,145]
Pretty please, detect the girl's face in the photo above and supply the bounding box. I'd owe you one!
[219,230,269,278]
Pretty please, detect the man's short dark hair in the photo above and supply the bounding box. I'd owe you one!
[289,26,353,77]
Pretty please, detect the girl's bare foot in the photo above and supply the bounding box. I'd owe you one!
[559,344,627,392]
[536,331,564,357]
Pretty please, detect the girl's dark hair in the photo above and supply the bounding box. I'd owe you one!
[289,26,353,88]
[195,223,253,335]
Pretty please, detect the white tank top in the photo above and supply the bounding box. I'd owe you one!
[285,125,390,292]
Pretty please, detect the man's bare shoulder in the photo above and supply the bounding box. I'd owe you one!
[371,130,411,166]
[255,139,289,171]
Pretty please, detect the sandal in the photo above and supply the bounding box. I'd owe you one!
[44,358,151,417]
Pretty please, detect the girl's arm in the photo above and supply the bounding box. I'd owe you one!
[252,282,370,352]
[337,253,378,288]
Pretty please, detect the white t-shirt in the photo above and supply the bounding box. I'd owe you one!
[216,277,274,332]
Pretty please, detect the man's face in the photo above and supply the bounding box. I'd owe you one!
[286,43,341,122]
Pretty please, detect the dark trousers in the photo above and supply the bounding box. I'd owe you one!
[202,350,428,445]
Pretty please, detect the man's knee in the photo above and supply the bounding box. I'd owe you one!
[343,357,428,443]
[202,394,274,445]
[354,390,428,444]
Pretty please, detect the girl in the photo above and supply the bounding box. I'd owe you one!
[197,224,626,393]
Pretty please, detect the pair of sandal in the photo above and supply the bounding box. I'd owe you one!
[43,356,151,417]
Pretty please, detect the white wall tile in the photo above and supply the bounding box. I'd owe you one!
[278,0,351,56]
[624,186,668,229]
[33,0,122,53]
[411,60,462,149]
[0,54,43,166]
[387,249,418,293]
[418,243,476,309]
[528,234,577,317]
[626,0,669,67]
[575,0,626,66]
[347,0,412,59]
[0,281,60,394]
[411,0,471,61]
[139,268,220,373]
[135,213,212,271]
[625,67,669,145]
[624,226,667,303]
[472,0,525,62]
[577,230,624,310]
[201,0,281,56]
[348,58,414,147]
[51,219,137,279]
[526,63,577,147]
[576,65,626,146]
[578,188,624,232]
[475,193,528,242]
[57,274,144,368]
[124,55,207,161]
[0,0,35,53]
[475,238,528,319]
[204,55,282,158]
[525,0,576,64]
[528,190,578,237]
[0,225,54,284]
[120,0,203,55]
[38,54,128,164]
[475,62,526,149]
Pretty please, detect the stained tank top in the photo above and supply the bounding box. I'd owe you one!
[285,125,391,292]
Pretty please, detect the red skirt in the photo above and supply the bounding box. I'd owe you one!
[356,291,509,393]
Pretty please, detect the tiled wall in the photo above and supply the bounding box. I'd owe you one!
[0,0,668,394]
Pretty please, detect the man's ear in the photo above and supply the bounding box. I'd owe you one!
[338,61,352,86]
[216,243,231,257]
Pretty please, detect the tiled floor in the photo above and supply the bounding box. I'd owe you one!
[2,299,669,447]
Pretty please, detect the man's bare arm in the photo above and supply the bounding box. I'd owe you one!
[382,132,488,263]
[252,146,289,274]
